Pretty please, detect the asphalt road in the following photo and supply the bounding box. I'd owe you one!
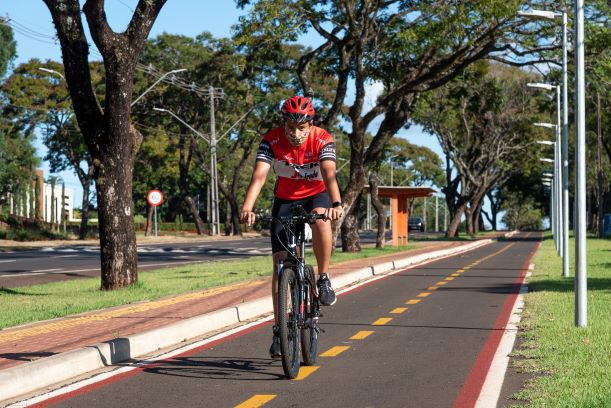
[39,233,540,408]
[0,238,272,288]
[0,231,403,288]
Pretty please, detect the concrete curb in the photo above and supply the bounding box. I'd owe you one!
[0,238,494,403]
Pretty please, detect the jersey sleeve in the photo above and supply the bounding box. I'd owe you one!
[255,139,274,164]
[319,142,336,162]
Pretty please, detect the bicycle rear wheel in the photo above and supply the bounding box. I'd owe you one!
[278,266,300,379]
[300,265,318,365]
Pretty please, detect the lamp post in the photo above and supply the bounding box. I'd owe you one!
[540,157,557,243]
[536,118,563,256]
[153,107,220,236]
[519,7,581,325]
[131,68,187,106]
[38,67,65,80]
[531,81,568,272]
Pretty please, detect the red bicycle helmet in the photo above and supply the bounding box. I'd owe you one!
[280,96,315,123]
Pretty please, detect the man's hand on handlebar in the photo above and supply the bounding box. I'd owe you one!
[241,209,256,226]
[325,205,344,221]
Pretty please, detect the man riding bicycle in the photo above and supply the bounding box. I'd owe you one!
[241,96,343,359]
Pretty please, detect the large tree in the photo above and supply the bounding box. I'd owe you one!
[1,59,105,238]
[42,0,167,289]
[0,21,38,210]
[413,62,547,236]
[0,17,17,78]
[236,0,556,250]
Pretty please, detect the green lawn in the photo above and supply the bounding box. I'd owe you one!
[511,234,611,407]
[0,244,415,330]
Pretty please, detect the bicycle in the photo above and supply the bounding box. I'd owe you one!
[257,205,326,379]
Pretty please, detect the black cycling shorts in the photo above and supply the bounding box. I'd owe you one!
[270,191,331,254]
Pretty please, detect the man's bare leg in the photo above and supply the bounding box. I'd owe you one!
[311,207,332,277]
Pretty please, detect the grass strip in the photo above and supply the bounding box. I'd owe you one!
[511,234,611,407]
[0,244,415,330]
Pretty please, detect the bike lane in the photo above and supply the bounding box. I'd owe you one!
[31,233,539,408]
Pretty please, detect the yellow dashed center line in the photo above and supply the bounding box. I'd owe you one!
[234,394,276,408]
[457,269,466,272]
[445,277,455,281]
[406,299,421,304]
[436,281,448,286]
[320,346,350,357]
[295,366,320,379]
[372,317,393,326]
[417,292,431,297]
[350,330,374,340]
[451,273,461,277]
[390,307,408,314]
[427,286,439,291]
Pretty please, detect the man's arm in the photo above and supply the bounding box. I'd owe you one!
[320,160,343,220]
[241,161,271,225]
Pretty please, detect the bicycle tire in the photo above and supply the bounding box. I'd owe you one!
[278,266,301,379]
[300,264,318,365]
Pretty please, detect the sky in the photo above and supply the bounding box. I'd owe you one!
[1,0,449,218]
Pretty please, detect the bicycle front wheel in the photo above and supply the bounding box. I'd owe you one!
[300,264,318,366]
[278,266,300,379]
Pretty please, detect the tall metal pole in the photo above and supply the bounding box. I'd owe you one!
[423,197,427,232]
[562,11,570,278]
[574,0,587,327]
[556,87,563,257]
[435,195,439,232]
[209,86,220,236]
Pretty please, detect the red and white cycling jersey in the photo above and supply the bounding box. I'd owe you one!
[256,126,336,200]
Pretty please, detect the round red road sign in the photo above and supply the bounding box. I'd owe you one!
[147,190,164,206]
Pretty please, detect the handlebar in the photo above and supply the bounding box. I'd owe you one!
[256,212,326,224]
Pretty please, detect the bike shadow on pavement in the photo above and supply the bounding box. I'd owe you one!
[142,356,286,381]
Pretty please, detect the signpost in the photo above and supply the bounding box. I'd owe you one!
[146,190,164,237]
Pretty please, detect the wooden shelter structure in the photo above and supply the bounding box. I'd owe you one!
[364,186,436,246]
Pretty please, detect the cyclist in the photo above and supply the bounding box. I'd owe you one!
[241,95,344,359]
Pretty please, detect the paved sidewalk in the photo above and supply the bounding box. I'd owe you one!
[1,239,503,404]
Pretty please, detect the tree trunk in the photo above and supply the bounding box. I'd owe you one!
[227,197,242,236]
[369,172,386,249]
[78,182,91,239]
[145,203,153,236]
[341,199,362,252]
[96,148,138,289]
[446,199,469,237]
[183,195,205,235]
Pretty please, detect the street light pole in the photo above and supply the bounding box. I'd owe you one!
[561,11,570,279]
[574,0,587,327]
[131,68,187,106]
[209,86,220,236]
[519,8,571,277]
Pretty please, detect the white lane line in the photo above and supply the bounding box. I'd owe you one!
[31,268,63,273]
[475,271,532,408]
[0,259,17,263]
[54,255,79,258]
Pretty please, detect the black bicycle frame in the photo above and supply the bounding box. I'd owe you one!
[277,220,308,327]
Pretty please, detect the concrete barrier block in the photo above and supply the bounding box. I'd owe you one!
[372,261,394,275]
[333,266,373,289]
[0,347,104,402]
[128,307,239,356]
[236,297,273,322]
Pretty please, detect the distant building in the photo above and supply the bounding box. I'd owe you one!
[7,169,75,222]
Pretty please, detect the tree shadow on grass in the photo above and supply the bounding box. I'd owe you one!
[0,287,47,296]
[528,277,611,293]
